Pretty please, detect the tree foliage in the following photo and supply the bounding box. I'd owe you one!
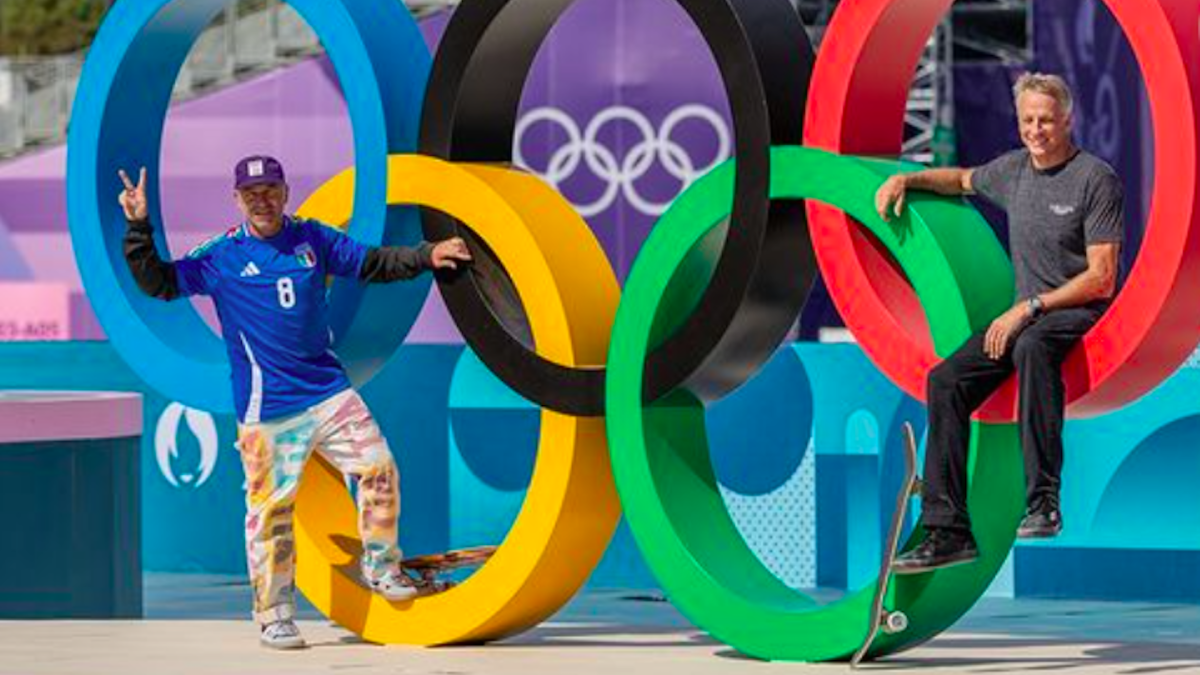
[0,0,110,56]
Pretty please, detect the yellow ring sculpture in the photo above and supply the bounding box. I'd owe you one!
[291,154,621,644]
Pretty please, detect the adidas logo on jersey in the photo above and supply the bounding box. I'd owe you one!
[239,262,261,278]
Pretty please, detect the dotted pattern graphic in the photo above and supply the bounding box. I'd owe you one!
[1183,344,1200,370]
[719,439,817,588]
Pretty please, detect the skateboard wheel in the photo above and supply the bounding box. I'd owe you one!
[882,611,908,634]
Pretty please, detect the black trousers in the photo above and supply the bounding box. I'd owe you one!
[920,307,1100,532]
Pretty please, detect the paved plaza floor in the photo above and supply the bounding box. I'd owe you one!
[1,574,1197,674]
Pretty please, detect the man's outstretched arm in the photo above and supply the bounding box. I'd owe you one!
[356,237,472,283]
[875,168,975,221]
[358,243,434,283]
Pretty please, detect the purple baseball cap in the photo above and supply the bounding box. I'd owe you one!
[234,155,287,190]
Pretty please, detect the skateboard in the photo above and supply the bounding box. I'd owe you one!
[399,545,497,594]
[850,422,921,668]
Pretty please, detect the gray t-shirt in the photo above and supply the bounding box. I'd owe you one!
[971,149,1124,306]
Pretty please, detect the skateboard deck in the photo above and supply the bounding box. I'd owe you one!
[400,545,497,593]
[850,422,920,668]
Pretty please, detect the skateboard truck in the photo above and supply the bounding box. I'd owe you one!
[404,569,456,595]
[398,545,498,596]
[850,422,920,668]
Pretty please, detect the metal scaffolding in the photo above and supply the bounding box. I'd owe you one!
[904,20,955,166]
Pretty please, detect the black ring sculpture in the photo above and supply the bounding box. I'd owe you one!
[419,0,818,416]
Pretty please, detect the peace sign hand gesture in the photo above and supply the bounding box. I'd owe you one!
[117,167,148,222]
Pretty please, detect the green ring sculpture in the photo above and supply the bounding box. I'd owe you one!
[606,146,1023,661]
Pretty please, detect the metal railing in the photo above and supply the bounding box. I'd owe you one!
[0,56,82,154]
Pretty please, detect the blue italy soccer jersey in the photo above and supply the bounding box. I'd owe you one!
[174,216,368,423]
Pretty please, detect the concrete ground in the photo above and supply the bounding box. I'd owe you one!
[1,574,1198,674]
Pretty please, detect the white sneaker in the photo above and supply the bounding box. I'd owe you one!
[260,619,306,650]
[367,569,421,602]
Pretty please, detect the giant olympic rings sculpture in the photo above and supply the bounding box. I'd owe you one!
[65,0,1200,663]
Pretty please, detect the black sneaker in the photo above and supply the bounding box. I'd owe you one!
[893,528,979,575]
[1017,506,1063,539]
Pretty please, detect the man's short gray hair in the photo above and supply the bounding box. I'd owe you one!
[1013,72,1074,117]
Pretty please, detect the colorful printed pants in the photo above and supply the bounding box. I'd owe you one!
[236,389,401,623]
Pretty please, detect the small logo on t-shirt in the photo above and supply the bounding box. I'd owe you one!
[294,242,317,268]
[1049,204,1076,216]
[239,262,261,278]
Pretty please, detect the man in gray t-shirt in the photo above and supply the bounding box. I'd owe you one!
[873,72,1124,574]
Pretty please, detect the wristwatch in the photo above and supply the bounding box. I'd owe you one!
[1027,295,1045,319]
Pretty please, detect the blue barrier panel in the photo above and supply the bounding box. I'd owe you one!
[0,392,142,618]
[7,341,1199,600]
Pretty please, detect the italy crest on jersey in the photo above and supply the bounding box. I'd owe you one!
[294,242,317,269]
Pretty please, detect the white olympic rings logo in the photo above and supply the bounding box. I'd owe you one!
[514,104,732,218]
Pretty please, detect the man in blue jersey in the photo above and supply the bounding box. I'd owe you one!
[119,156,471,649]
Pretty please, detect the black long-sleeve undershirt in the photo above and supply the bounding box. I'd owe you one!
[123,218,181,300]
[122,218,435,301]
[360,242,434,282]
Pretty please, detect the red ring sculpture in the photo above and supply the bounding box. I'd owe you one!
[804,0,1200,422]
